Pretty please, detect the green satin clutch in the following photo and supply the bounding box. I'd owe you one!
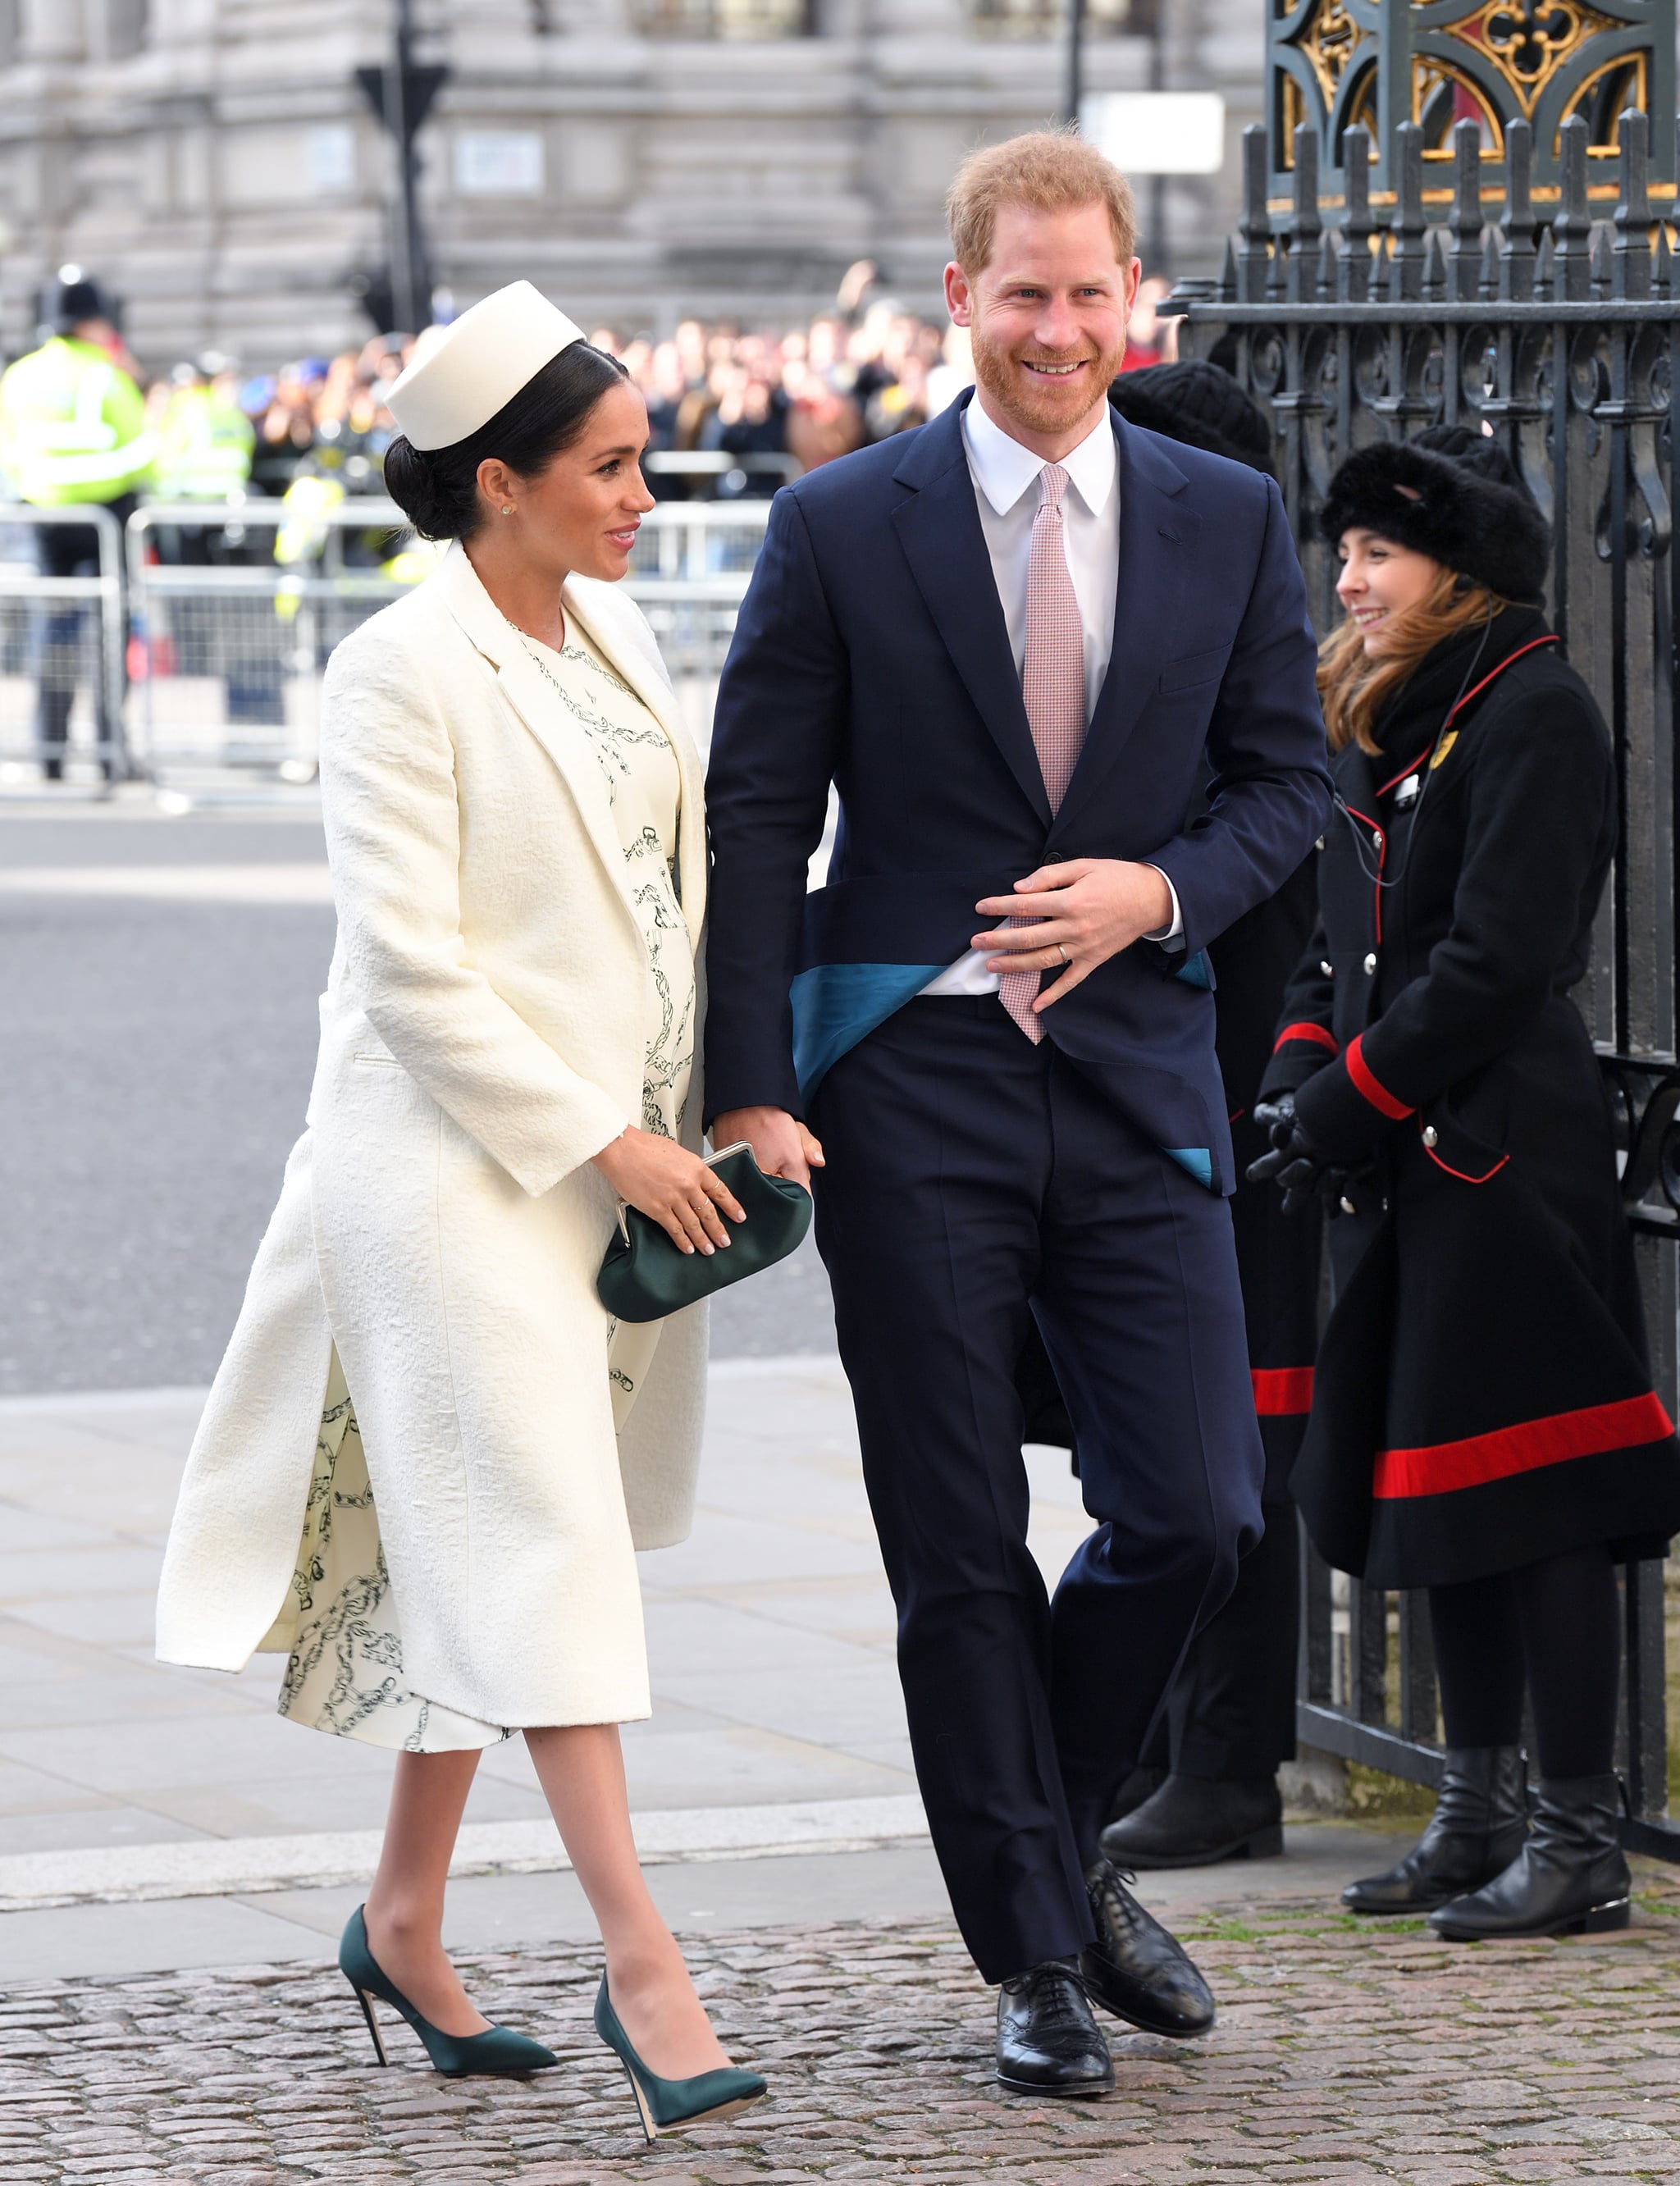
[596,1141,814,1325]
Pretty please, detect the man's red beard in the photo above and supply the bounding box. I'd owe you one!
[970,321,1127,438]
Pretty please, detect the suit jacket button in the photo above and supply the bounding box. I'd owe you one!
[1363,952,1377,974]
[1043,851,1066,863]
[1320,959,1333,977]
[1422,1125,1439,1148]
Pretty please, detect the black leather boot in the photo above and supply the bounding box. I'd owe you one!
[995,1958,1113,2097]
[1080,1860,1215,2038]
[1099,1773,1283,1870]
[1342,1746,1528,1914]
[1429,1774,1630,1940]
[1104,1765,1167,1828]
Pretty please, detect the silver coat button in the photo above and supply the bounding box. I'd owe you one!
[1321,959,1333,977]
[1422,1125,1439,1148]
[1340,1195,1357,1216]
[1363,952,1377,974]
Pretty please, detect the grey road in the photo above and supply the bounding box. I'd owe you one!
[0,806,834,1396]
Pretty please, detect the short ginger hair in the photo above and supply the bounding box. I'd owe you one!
[946,128,1138,276]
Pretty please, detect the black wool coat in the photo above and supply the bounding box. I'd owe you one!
[1259,605,1680,1588]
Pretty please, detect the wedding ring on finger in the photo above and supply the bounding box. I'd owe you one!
[1055,943,1070,966]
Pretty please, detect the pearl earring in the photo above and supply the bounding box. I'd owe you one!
[501,504,514,516]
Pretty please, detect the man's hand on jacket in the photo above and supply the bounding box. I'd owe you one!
[710,1107,824,1193]
[973,860,1176,1015]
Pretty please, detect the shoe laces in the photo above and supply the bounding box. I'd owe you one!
[1000,1960,1098,2013]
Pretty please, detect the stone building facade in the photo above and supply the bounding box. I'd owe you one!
[0,0,1260,370]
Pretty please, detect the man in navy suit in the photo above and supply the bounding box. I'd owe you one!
[705,131,1330,2096]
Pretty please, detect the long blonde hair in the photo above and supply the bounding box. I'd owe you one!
[1318,565,1506,755]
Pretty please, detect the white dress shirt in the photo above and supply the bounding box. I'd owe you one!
[920,395,1181,999]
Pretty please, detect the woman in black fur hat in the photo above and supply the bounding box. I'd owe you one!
[1251,427,1680,1939]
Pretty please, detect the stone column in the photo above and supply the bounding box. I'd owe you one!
[20,0,86,57]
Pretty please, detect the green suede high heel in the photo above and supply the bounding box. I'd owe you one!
[339,1905,558,2078]
[593,1974,767,2142]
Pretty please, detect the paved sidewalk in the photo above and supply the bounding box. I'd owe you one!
[7,1883,1680,2184]
[0,1360,1418,1983]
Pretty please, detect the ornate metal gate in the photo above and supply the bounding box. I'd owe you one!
[1170,44,1680,1849]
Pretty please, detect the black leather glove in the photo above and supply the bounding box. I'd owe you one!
[1251,1091,1297,1147]
[1246,1102,1363,1217]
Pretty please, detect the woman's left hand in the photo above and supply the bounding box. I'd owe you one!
[973,860,1175,1014]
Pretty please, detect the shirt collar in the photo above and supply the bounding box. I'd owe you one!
[961,392,1118,520]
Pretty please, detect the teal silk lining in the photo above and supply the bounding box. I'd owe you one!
[1174,949,1213,992]
[791,962,947,1101]
[1166,1148,1214,1187]
[790,961,1217,1194]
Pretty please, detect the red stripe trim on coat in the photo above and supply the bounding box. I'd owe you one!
[1372,1390,1676,1500]
[1274,1021,1339,1056]
[1253,1365,1315,1416]
[1346,1033,1413,1120]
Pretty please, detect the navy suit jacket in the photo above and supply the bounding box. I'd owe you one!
[702,391,1331,1195]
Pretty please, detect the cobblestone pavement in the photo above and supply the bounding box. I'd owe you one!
[7,1875,1680,2184]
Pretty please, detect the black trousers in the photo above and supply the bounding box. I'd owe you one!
[1137,1111,1319,1785]
[33,498,134,778]
[1144,1507,1300,1781]
[810,999,1264,1980]
[1428,1544,1622,1779]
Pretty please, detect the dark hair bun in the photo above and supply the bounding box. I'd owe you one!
[381,340,630,543]
[382,436,458,539]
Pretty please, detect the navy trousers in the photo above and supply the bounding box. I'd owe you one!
[810,997,1264,1982]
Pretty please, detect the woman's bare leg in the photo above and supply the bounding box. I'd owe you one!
[362,1748,489,2037]
[525,1723,730,2078]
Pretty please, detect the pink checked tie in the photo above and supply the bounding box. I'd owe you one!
[999,462,1086,1042]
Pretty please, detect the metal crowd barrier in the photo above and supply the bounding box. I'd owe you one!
[116,497,774,795]
[0,503,126,790]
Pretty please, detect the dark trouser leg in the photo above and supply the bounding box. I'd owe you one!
[1166,1505,1300,1782]
[1427,1572,1527,1749]
[1040,1052,1262,1860]
[34,603,80,778]
[812,1004,1086,1979]
[34,516,113,779]
[811,1005,1261,1978]
[1513,1544,1621,1780]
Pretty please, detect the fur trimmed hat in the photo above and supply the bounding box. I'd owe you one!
[1319,427,1551,603]
[1108,360,1274,475]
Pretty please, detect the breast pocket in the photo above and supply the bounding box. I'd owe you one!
[1158,645,1230,696]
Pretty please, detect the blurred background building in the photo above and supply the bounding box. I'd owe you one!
[0,0,1249,368]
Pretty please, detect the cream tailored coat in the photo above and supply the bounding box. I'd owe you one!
[156,542,709,1728]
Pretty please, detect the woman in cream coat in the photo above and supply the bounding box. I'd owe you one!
[156,285,780,2131]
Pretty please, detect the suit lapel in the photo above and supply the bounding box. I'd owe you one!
[1052,415,1198,837]
[890,399,1051,827]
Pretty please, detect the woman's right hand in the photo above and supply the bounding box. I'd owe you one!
[591,1129,747,1257]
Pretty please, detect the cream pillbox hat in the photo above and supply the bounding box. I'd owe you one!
[386,281,587,453]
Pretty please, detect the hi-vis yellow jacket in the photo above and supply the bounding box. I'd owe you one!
[0,335,155,506]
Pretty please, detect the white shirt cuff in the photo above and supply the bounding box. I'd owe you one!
[1144,867,1185,951]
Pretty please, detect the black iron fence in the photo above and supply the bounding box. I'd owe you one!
[1171,107,1680,1854]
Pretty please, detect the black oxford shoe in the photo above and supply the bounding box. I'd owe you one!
[995,1957,1113,2097]
[1080,1859,1216,2039]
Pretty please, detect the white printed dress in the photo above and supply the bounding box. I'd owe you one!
[276,621,696,1752]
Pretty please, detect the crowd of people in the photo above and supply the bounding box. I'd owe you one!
[190,264,1183,501]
